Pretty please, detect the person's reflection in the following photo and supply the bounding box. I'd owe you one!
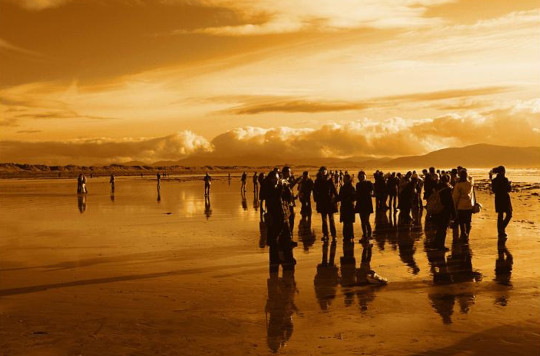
[259,220,267,248]
[426,246,454,324]
[374,208,390,251]
[204,195,212,220]
[494,242,513,306]
[253,195,260,211]
[356,242,387,311]
[266,270,298,353]
[110,191,115,202]
[314,240,338,311]
[241,190,248,211]
[157,187,161,203]
[397,223,420,275]
[297,215,315,251]
[426,239,481,324]
[77,194,87,213]
[340,238,356,307]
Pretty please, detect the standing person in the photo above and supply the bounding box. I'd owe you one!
[157,172,161,190]
[355,171,374,243]
[109,174,115,193]
[337,174,356,240]
[374,171,388,210]
[241,172,247,192]
[432,174,456,251]
[298,171,314,219]
[228,173,231,186]
[490,166,512,242]
[423,167,437,202]
[81,173,88,194]
[253,172,259,194]
[387,172,399,211]
[453,169,475,240]
[77,174,83,194]
[281,166,301,237]
[204,172,212,196]
[313,166,338,241]
[398,172,414,223]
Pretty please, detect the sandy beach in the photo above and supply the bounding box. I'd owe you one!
[0,173,539,356]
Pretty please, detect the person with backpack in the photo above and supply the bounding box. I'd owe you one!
[430,174,456,251]
[452,169,475,240]
[490,166,512,242]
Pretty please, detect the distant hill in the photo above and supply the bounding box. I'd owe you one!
[375,144,540,169]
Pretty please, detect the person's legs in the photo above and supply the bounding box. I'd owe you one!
[464,210,472,237]
[321,213,329,238]
[365,213,372,237]
[360,213,367,237]
[329,213,337,239]
[435,214,449,250]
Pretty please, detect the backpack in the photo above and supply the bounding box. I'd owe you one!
[426,188,444,215]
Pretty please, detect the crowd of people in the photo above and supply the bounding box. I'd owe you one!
[228,165,512,272]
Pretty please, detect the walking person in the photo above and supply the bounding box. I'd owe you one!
[241,171,247,192]
[253,172,259,195]
[452,169,475,241]
[355,171,374,243]
[337,174,356,240]
[313,167,338,241]
[204,172,212,196]
[109,174,115,193]
[490,166,512,242]
[81,173,88,194]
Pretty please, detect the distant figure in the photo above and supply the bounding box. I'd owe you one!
[228,173,231,186]
[452,169,474,240]
[77,194,87,213]
[298,171,314,218]
[355,171,374,243]
[490,166,512,242]
[77,174,83,194]
[157,172,161,190]
[241,172,247,192]
[204,172,212,196]
[253,172,259,194]
[204,195,212,219]
[337,174,356,240]
[313,166,338,241]
[109,174,115,193]
[81,174,88,194]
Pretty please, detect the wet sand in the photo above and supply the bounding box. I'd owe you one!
[0,176,539,355]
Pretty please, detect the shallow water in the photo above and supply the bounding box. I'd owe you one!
[0,176,539,355]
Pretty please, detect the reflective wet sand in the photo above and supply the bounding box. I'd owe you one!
[1,176,539,355]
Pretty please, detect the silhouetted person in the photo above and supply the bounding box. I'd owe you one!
[355,171,374,243]
[432,174,456,251]
[77,194,87,213]
[298,171,314,219]
[423,167,436,202]
[258,172,266,219]
[157,172,161,190]
[253,172,259,194]
[282,166,301,238]
[266,270,298,353]
[241,171,247,192]
[398,172,414,223]
[204,172,212,196]
[453,169,474,240]
[338,174,355,240]
[109,174,115,193]
[313,166,338,241]
[374,171,388,210]
[241,190,248,211]
[356,243,387,311]
[77,174,83,193]
[387,172,399,211]
[490,166,512,242]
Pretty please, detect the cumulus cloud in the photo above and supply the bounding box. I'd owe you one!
[1,100,538,165]
[0,131,212,165]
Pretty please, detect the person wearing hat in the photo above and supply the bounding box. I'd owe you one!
[313,166,338,241]
[490,166,512,242]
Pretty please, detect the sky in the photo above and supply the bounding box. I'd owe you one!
[0,0,539,164]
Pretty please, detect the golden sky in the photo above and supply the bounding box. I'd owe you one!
[0,0,539,164]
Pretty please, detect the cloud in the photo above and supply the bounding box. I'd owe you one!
[7,0,72,11]
[176,0,452,36]
[2,99,538,165]
[0,131,212,165]
[0,38,42,57]
[221,86,515,115]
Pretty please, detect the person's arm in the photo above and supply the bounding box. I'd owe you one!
[452,184,460,207]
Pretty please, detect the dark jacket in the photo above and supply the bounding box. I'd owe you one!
[338,182,356,223]
[436,182,456,219]
[355,180,374,215]
[492,175,512,212]
[314,176,338,214]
